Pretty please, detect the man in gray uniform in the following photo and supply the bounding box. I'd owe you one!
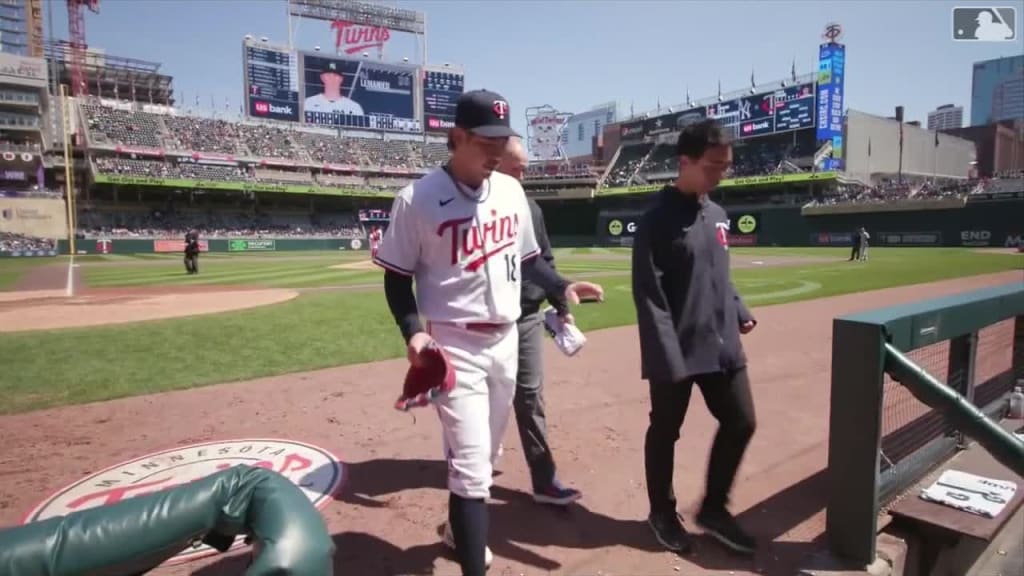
[496,137,582,506]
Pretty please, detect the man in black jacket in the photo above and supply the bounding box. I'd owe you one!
[496,137,582,506]
[631,118,758,556]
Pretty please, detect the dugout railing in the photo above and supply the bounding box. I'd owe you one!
[824,282,1024,566]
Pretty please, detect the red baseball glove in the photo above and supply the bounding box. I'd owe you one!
[394,342,455,411]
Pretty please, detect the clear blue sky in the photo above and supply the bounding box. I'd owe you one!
[47,0,1023,138]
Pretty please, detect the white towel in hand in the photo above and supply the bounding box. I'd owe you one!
[543,306,587,357]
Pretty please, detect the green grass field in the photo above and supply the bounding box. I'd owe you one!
[0,247,1019,415]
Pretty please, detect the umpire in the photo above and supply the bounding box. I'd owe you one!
[496,137,582,506]
[183,229,199,274]
[631,118,757,556]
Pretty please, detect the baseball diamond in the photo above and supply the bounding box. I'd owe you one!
[2,2,1024,575]
[0,244,1021,574]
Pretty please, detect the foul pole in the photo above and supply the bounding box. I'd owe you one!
[60,84,77,295]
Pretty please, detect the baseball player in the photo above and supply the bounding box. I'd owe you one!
[304,61,365,116]
[369,227,381,259]
[495,136,582,505]
[373,89,603,576]
[631,118,758,556]
[858,227,870,261]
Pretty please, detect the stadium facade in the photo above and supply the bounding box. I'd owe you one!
[843,109,977,184]
[1,12,1022,258]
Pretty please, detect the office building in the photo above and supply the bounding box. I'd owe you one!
[971,55,1024,126]
[0,0,43,57]
[927,104,963,131]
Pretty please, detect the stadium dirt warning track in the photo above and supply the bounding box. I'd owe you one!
[0,270,1019,575]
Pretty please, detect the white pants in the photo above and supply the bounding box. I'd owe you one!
[429,321,518,500]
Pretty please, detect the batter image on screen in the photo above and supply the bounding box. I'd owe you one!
[304,61,364,116]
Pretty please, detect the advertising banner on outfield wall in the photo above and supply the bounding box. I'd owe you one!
[599,211,759,247]
[876,231,943,246]
[228,239,276,252]
[810,232,855,246]
[959,230,993,247]
[153,239,210,253]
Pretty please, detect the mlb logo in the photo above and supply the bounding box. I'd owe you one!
[952,7,1017,41]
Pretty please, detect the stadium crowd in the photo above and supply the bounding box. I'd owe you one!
[80,103,436,172]
[77,102,1023,209]
[76,204,365,240]
[0,232,55,253]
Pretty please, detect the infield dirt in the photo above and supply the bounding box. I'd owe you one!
[0,270,1019,575]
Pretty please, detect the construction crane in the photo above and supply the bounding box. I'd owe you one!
[67,0,100,97]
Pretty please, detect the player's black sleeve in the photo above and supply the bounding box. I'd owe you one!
[383,270,423,344]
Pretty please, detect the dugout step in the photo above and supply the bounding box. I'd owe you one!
[884,417,1024,576]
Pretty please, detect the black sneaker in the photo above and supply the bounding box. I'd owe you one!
[696,508,757,555]
[647,511,693,554]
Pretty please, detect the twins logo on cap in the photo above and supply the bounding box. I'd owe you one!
[493,100,509,120]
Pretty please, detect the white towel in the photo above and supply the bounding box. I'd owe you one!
[543,306,587,357]
[920,469,1017,519]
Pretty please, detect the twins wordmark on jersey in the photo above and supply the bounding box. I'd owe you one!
[439,209,521,272]
[373,168,540,325]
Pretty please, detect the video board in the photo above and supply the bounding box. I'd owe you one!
[244,44,301,122]
[301,53,419,132]
[619,82,816,141]
[423,69,464,132]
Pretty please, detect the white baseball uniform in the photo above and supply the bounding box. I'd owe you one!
[305,93,365,116]
[373,167,540,499]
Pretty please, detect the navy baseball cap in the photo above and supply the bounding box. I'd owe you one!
[455,89,520,138]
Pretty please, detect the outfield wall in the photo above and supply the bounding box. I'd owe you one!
[57,236,369,255]
[595,200,1024,248]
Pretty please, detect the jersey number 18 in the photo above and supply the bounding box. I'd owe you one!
[504,253,518,283]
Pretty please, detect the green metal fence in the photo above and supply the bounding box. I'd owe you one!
[825,282,1024,565]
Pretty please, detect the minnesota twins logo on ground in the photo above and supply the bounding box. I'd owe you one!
[22,438,345,566]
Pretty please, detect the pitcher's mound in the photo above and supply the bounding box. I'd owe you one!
[0,288,299,332]
[330,259,376,271]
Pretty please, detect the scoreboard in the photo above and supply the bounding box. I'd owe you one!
[244,45,300,122]
[423,69,464,132]
[623,81,817,141]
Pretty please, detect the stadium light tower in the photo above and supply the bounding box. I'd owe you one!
[66,0,100,97]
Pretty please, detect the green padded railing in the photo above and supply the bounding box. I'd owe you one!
[0,464,335,575]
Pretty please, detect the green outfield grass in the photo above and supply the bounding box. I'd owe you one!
[0,247,1019,415]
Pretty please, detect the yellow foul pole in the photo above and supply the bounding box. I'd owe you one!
[60,83,76,256]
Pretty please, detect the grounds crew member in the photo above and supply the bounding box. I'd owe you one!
[184,229,200,274]
[495,136,583,506]
[630,118,758,557]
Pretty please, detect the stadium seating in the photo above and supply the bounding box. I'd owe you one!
[0,232,55,253]
[605,130,820,187]
[78,100,1011,214]
[77,203,365,240]
[80,104,164,148]
[163,116,244,155]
